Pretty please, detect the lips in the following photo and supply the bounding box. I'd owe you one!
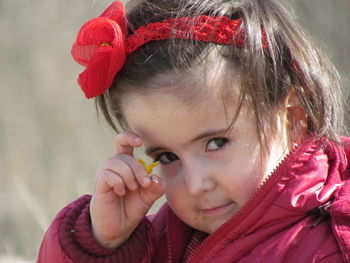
[201,202,235,216]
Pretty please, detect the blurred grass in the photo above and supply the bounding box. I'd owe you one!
[0,0,349,261]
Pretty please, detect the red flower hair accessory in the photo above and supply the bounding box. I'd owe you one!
[71,1,127,98]
[72,1,267,99]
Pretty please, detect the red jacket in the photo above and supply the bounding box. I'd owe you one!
[37,137,350,262]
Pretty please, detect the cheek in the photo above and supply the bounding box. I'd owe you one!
[157,161,182,182]
[220,169,263,206]
[219,145,265,203]
[165,178,192,215]
[158,162,189,210]
[241,161,265,192]
[164,172,185,201]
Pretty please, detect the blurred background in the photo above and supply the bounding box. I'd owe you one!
[0,0,349,261]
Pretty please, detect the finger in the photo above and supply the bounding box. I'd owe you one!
[140,174,167,207]
[114,131,143,156]
[101,157,139,191]
[117,154,151,188]
[96,170,126,196]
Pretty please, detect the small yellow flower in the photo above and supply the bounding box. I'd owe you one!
[138,159,160,175]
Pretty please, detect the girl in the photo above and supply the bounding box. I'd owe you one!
[38,0,350,262]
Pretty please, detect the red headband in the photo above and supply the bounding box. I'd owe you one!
[71,1,267,99]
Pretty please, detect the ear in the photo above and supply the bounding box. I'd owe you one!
[283,89,308,146]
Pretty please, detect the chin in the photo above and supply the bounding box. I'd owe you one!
[198,220,226,234]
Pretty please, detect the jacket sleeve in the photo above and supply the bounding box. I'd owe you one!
[37,195,154,263]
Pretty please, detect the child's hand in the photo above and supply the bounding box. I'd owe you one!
[90,131,166,249]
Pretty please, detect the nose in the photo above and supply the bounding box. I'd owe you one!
[182,160,216,196]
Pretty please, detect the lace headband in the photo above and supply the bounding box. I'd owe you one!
[71,1,268,99]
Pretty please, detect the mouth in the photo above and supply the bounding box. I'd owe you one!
[201,202,235,216]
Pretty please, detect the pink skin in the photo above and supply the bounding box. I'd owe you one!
[122,84,289,234]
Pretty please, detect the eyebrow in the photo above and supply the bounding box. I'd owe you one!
[145,127,230,156]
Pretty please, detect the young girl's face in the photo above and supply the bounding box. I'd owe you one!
[122,77,289,234]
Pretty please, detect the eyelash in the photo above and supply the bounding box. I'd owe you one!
[154,137,229,165]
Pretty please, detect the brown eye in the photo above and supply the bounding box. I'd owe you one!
[206,138,228,151]
[156,152,179,164]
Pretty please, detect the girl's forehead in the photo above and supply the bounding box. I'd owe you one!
[122,89,237,145]
[121,73,243,136]
[121,57,240,108]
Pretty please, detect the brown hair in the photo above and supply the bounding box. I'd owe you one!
[95,0,345,145]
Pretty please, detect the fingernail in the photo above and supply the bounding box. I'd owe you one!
[134,137,142,144]
[143,177,151,186]
[150,175,159,184]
